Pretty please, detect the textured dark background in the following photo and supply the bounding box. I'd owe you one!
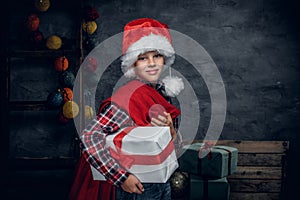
[92,1,300,198]
[2,0,300,199]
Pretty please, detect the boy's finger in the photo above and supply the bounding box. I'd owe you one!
[157,115,167,122]
[136,182,144,192]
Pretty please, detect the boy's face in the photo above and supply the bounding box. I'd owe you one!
[134,51,164,83]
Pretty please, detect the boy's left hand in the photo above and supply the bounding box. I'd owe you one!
[151,112,177,140]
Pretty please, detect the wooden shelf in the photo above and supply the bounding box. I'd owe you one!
[10,101,50,111]
[7,49,79,58]
[2,0,84,177]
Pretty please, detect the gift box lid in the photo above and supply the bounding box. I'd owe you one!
[106,126,171,155]
[179,143,238,179]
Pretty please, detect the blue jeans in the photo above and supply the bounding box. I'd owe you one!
[116,181,171,200]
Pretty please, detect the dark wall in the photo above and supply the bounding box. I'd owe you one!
[94,0,300,141]
[90,0,300,198]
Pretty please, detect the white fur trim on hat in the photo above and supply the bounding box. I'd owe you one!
[121,33,175,78]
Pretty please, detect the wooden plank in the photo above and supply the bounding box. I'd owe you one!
[237,153,285,166]
[228,166,282,179]
[228,179,281,192]
[187,140,289,153]
[230,192,280,200]
[8,48,78,58]
[10,101,49,111]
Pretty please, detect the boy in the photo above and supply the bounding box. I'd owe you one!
[69,18,184,200]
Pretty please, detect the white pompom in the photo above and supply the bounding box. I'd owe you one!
[162,76,184,97]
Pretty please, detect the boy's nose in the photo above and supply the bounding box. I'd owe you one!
[148,57,155,66]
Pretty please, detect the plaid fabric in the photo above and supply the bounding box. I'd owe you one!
[81,104,132,186]
[80,81,182,186]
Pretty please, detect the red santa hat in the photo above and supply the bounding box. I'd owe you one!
[121,18,184,97]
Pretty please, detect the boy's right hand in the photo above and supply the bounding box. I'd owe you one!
[121,174,144,194]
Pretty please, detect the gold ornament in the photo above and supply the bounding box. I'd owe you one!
[46,35,62,50]
[170,172,189,199]
[35,0,51,12]
[82,21,97,35]
[85,105,94,120]
[62,101,79,119]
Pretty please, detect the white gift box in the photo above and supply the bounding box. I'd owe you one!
[91,126,179,183]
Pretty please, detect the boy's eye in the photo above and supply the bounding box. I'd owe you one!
[138,57,147,61]
[154,54,163,58]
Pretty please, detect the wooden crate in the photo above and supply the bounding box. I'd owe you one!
[185,140,289,200]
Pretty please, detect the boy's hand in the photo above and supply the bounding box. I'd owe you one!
[151,112,177,140]
[121,174,144,194]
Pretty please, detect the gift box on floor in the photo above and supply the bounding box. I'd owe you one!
[178,143,238,179]
[91,126,178,183]
[189,174,230,200]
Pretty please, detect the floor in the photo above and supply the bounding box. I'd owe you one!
[3,169,74,200]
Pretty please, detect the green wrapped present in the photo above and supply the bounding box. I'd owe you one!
[178,143,238,179]
[189,174,230,200]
